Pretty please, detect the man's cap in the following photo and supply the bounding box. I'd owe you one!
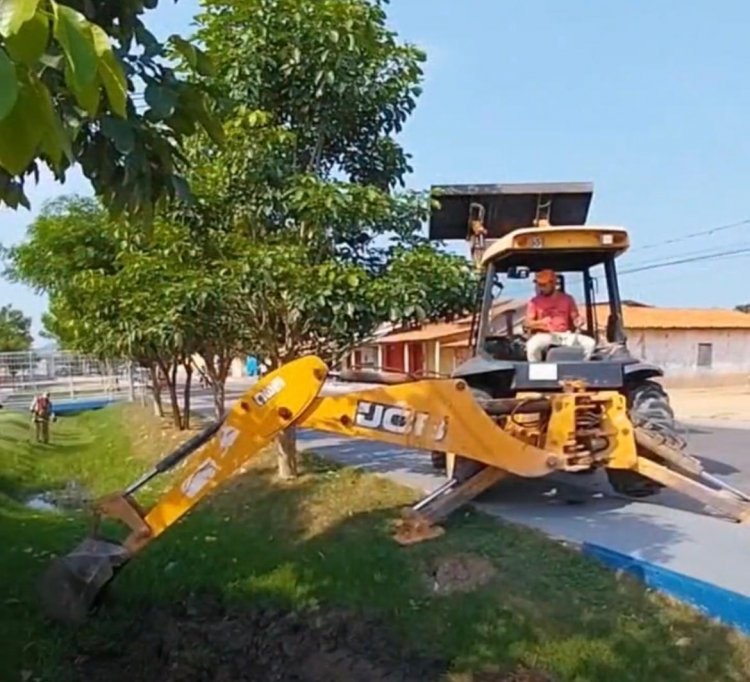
[534,269,556,285]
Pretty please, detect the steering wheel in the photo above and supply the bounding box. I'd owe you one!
[484,334,527,360]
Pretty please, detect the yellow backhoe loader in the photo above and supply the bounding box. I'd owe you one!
[38,182,750,625]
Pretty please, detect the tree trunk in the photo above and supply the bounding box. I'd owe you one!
[212,380,225,420]
[277,425,298,480]
[149,365,164,417]
[163,361,182,429]
[272,353,299,480]
[182,361,193,430]
[202,351,229,420]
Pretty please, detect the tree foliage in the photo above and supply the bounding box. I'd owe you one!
[4,0,478,473]
[0,303,33,352]
[3,195,249,427]
[177,0,477,475]
[0,0,222,219]
[180,0,477,367]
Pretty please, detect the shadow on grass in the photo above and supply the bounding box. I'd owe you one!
[0,497,91,680]
[32,453,746,682]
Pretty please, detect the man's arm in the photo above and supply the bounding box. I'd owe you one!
[525,299,548,332]
[568,295,584,331]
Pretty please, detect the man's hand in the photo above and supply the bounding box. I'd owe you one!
[526,318,549,333]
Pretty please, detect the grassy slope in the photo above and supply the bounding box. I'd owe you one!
[1,405,749,681]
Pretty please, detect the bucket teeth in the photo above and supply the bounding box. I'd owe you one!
[37,538,131,625]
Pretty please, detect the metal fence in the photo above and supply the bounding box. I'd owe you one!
[0,350,147,410]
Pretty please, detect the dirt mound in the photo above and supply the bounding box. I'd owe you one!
[72,596,446,682]
[427,553,497,595]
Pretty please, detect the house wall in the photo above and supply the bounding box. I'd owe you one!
[428,332,471,375]
[627,328,750,376]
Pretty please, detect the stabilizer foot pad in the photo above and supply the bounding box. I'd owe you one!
[392,515,445,546]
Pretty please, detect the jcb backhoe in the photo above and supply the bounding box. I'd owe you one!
[38,182,750,625]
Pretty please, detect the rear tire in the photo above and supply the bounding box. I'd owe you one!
[607,380,684,498]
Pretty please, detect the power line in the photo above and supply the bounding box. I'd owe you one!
[617,253,750,291]
[620,247,750,275]
[628,218,750,253]
[620,238,750,271]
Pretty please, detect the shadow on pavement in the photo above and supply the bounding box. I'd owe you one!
[297,430,691,568]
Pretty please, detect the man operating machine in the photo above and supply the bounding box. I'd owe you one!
[524,268,596,362]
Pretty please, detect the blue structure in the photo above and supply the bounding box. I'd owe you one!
[245,355,259,377]
[52,397,115,416]
[582,542,750,635]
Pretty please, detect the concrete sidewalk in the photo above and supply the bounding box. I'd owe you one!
[296,428,750,634]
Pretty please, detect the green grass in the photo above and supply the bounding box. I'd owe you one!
[1,405,750,681]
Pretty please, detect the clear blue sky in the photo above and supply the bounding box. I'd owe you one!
[3,0,750,342]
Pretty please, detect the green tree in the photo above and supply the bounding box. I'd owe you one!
[180,0,478,477]
[3,195,249,427]
[0,0,222,219]
[0,303,33,351]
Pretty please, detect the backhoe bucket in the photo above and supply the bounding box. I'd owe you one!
[35,355,330,625]
[37,538,130,625]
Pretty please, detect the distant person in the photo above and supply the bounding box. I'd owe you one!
[29,391,53,444]
[245,356,258,377]
[525,269,596,362]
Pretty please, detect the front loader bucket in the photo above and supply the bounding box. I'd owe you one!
[428,181,594,240]
[37,538,131,625]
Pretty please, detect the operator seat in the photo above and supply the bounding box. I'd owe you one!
[542,345,586,362]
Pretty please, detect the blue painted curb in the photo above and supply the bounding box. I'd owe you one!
[582,542,750,634]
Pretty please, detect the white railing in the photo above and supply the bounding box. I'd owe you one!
[0,350,147,409]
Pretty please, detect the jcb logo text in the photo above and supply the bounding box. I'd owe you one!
[354,401,447,441]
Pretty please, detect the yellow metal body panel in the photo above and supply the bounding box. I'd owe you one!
[142,355,328,539]
[299,379,556,477]
[481,226,629,266]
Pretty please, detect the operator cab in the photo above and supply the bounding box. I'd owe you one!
[475,233,630,364]
[428,182,654,393]
[429,182,629,362]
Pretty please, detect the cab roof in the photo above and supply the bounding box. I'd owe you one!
[481,225,630,270]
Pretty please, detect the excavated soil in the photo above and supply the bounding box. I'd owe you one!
[70,595,550,682]
[427,553,498,595]
[72,596,442,682]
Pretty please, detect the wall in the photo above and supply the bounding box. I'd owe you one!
[628,328,750,377]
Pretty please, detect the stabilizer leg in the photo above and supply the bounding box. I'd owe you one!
[393,464,508,545]
[635,457,750,522]
[628,426,750,522]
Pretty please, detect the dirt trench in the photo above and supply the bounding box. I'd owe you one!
[72,596,445,682]
[70,595,553,682]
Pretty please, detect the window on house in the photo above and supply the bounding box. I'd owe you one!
[697,343,713,368]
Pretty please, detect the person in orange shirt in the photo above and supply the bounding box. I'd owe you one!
[525,269,596,362]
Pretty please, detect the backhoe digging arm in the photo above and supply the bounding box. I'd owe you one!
[298,379,557,478]
[38,356,329,624]
[37,355,750,625]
